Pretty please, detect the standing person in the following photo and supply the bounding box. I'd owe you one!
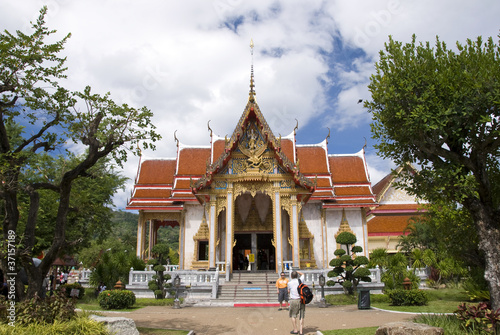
[287,270,305,335]
[276,272,289,310]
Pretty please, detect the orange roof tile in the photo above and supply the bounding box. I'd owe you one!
[296,146,329,174]
[368,215,414,234]
[212,139,225,163]
[372,172,393,196]
[314,177,332,188]
[133,189,172,198]
[137,159,176,184]
[334,186,372,196]
[375,204,422,211]
[329,155,368,183]
[177,148,211,175]
[281,139,295,163]
[173,179,192,190]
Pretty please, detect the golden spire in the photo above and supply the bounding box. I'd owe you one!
[249,39,256,102]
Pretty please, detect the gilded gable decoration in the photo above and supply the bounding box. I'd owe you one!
[192,211,210,269]
[238,121,268,171]
[216,196,227,217]
[193,211,210,241]
[335,209,354,238]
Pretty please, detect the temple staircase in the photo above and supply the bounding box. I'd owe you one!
[217,271,281,304]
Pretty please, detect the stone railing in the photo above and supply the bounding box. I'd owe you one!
[80,268,91,286]
[216,261,226,273]
[127,265,179,286]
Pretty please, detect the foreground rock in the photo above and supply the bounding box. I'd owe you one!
[375,321,444,335]
[90,315,140,335]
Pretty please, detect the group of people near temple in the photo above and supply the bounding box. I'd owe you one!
[276,270,306,335]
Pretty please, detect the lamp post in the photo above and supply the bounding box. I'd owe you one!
[318,274,327,308]
[173,275,181,309]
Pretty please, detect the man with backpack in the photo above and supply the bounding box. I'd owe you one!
[287,270,306,335]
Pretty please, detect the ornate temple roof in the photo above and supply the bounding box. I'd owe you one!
[126,66,376,211]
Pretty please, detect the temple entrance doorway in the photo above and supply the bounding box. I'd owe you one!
[257,233,275,271]
[234,233,251,271]
[233,232,275,272]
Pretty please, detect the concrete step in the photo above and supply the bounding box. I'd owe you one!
[217,271,281,302]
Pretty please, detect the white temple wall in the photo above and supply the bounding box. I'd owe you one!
[302,202,324,268]
[324,208,366,266]
[182,203,205,270]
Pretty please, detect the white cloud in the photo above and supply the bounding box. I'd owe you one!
[2,0,499,208]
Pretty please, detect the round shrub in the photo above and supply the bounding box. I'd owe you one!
[351,246,363,253]
[97,290,136,310]
[329,258,343,267]
[334,249,346,256]
[353,256,369,266]
[386,288,428,306]
[353,267,372,279]
[336,232,357,245]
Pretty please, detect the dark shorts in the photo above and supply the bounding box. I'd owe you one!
[278,287,288,302]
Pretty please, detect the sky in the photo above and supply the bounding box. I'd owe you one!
[2,0,499,209]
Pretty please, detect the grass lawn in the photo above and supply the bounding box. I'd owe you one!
[77,288,178,311]
[325,288,469,313]
[323,288,473,334]
[371,288,469,313]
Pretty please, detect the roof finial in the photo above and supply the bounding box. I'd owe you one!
[249,39,256,102]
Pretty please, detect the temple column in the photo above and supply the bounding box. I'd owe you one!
[291,195,300,268]
[148,219,154,259]
[136,211,146,259]
[273,183,282,273]
[179,211,186,269]
[208,195,217,269]
[321,208,328,268]
[225,183,233,281]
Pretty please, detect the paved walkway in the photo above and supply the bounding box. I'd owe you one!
[102,303,417,335]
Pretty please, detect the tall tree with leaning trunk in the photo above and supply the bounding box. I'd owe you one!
[0,7,160,300]
[366,34,500,309]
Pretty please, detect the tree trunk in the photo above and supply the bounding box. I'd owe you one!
[25,263,44,299]
[476,223,500,311]
[466,198,500,311]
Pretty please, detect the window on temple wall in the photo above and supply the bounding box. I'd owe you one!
[198,240,209,261]
[299,238,310,260]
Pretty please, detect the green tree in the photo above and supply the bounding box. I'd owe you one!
[326,232,371,295]
[0,8,160,300]
[89,249,145,290]
[18,155,126,257]
[366,34,500,309]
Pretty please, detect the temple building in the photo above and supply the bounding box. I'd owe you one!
[126,65,378,276]
[367,166,426,253]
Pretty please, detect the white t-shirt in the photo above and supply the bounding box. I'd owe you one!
[287,274,305,300]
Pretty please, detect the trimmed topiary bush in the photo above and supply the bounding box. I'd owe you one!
[97,289,136,310]
[147,243,172,299]
[327,232,371,295]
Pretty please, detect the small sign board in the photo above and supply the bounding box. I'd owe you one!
[248,253,255,263]
[70,288,80,298]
